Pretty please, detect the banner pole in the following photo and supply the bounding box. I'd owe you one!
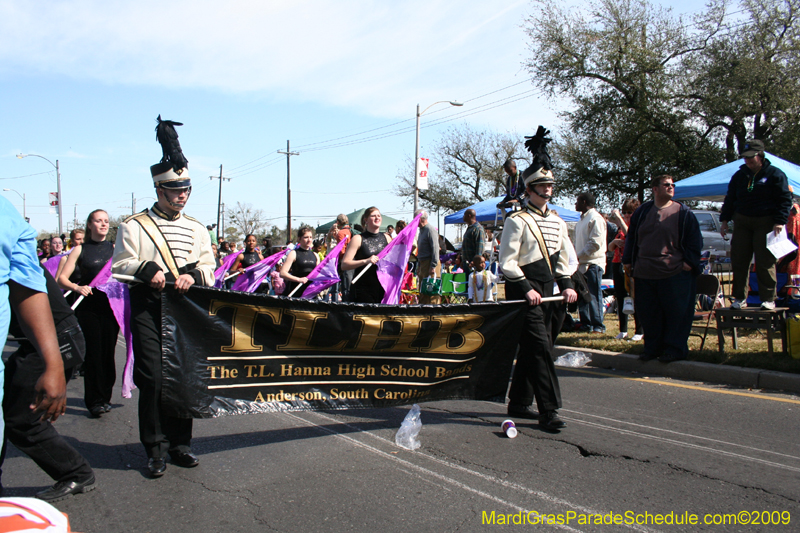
[351,263,373,285]
[223,271,242,281]
[112,273,175,287]
[70,295,84,310]
[286,282,303,298]
[539,296,565,303]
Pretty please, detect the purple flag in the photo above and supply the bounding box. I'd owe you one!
[231,248,289,293]
[376,213,422,304]
[300,236,349,299]
[90,260,135,398]
[214,253,241,288]
[42,253,68,280]
[88,258,114,288]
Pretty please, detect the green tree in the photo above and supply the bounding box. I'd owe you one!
[682,0,800,161]
[395,124,527,212]
[524,0,726,202]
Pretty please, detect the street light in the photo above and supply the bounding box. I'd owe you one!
[2,188,26,221]
[17,153,62,234]
[132,195,157,215]
[414,100,463,214]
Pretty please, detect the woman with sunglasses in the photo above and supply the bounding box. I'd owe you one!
[609,198,643,341]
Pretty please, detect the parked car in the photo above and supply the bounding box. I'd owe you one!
[692,210,732,255]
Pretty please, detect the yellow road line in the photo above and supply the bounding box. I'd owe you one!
[561,367,800,405]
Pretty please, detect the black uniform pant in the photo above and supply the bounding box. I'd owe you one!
[76,292,119,410]
[506,280,562,412]
[130,286,192,459]
[0,343,93,484]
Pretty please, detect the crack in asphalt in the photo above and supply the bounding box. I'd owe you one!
[551,438,800,506]
[176,476,280,530]
[425,405,800,506]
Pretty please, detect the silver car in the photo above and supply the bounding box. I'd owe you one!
[692,210,731,254]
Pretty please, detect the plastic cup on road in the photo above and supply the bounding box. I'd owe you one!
[501,419,517,438]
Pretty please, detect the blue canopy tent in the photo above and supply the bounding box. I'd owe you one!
[444,195,580,224]
[673,152,800,202]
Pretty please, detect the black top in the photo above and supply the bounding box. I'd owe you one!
[720,158,792,224]
[240,250,261,269]
[284,247,317,296]
[352,230,389,303]
[290,247,318,279]
[9,267,78,344]
[76,238,114,286]
[355,230,388,261]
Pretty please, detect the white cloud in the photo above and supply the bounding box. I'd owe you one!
[0,0,535,121]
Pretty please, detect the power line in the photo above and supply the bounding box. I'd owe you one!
[225,77,540,170]
[226,156,284,178]
[0,170,53,180]
[299,89,541,154]
[223,6,754,170]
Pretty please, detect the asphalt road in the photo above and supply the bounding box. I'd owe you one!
[3,340,799,532]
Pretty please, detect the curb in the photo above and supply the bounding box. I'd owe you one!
[553,345,800,395]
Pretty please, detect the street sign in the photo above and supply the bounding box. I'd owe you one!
[49,191,59,214]
[417,158,429,190]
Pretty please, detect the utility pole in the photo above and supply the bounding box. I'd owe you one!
[132,192,135,215]
[277,141,299,244]
[56,160,62,235]
[209,165,230,233]
[74,204,78,229]
[220,202,226,241]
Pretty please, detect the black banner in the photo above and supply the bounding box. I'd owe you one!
[161,287,527,418]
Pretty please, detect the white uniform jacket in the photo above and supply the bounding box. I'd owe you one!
[498,202,575,295]
[112,204,216,287]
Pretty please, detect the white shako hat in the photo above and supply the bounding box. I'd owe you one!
[150,115,191,189]
[522,125,555,187]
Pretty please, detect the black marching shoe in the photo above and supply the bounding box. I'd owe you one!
[148,458,167,478]
[36,475,96,502]
[539,410,566,431]
[170,451,200,468]
[102,403,112,413]
[507,404,539,420]
[88,405,105,418]
[658,353,687,363]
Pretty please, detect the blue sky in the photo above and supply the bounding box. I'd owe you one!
[0,0,700,241]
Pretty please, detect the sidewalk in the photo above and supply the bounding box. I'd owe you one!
[553,345,800,394]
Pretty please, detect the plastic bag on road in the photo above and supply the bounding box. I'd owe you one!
[555,351,591,368]
[395,404,422,450]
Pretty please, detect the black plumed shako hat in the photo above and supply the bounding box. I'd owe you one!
[150,115,191,189]
[522,126,555,187]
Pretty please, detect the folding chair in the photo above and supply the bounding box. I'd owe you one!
[440,272,455,303]
[451,272,469,303]
[691,273,721,350]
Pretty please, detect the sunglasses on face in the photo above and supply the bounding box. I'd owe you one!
[662,183,675,188]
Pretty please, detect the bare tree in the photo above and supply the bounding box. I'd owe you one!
[226,202,266,239]
[395,124,527,212]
